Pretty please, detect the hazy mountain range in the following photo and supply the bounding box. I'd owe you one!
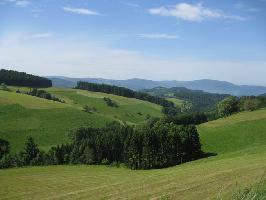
[47,76,266,96]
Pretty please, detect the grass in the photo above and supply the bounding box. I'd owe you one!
[47,88,162,123]
[0,90,69,109]
[0,104,111,152]
[166,97,184,107]
[0,88,162,152]
[198,109,266,155]
[1,106,266,199]
[230,180,266,200]
[0,149,265,199]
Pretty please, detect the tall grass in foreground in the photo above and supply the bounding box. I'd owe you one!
[224,179,266,200]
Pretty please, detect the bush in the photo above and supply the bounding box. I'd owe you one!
[239,97,259,111]
[0,83,11,92]
[0,154,16,169]
[83,105,97,113]
[27,88,65,103]
[103,97,118,107]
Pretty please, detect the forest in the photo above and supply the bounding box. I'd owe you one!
[143,87,229,112]
[0,119,202,170]
[76,81,174,108]
[0,69,52,87]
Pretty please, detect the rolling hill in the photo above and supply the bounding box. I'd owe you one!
[48,76,266,96]
[144,86,229,112]
[1,104,266,199]
[0,87,162,152]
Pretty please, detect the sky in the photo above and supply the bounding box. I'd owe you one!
[0,0,266,86]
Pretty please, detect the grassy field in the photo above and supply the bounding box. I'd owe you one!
[199,109,266,155]
[0,88,162,152]
[47,88,162,123]
[0,150,265,200]
[1,108,266,199]
[166,97,184,107]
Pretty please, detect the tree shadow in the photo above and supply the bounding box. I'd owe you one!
[200,151,217,159]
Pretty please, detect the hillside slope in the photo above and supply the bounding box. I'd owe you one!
[1,109,266,199]
[0,88,162,152]
[144,86,228,112]
[198,109,266,155]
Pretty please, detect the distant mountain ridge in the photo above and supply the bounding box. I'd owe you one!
[47,76,266,96]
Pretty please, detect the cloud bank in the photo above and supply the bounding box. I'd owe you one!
[0,33,265,86]
[149,3,245,22]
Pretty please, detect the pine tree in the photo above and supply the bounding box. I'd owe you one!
[23,136,40,165]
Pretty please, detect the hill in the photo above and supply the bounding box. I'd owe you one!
[48,76,266,96]
[198,109,266,154]
[1,108,266,199]
[75,81,174,107]
[0,88,162,152]
[144,86,229,112]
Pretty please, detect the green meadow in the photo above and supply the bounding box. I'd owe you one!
[0,88,162,152]
[0,87,266,199]
[166,97,184,107]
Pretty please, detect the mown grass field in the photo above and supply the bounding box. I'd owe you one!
[0,88,162,152]
[0,150,265,200]
[0,105,266,199]
[166,97,184,107]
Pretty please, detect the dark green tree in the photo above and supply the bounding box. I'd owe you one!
[217,97,239,117]
[0,138,10,159]
[22,136,40,165]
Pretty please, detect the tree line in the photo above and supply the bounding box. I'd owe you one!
[0,69,52,88]
[76,81,174,108]
[0,119,203,170]
[16,88,65,103]
[160,94,266,123]
[162,112,208,125]
[217,96,266,117]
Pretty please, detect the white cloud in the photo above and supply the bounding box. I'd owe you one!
[149,3,245,22]
[63,6,101,16]
[137,34,178,39]
[1,33,265,86]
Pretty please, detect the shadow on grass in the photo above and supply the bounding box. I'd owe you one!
[200,151,217,159]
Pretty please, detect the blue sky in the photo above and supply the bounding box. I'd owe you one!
[0,0,266,85]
